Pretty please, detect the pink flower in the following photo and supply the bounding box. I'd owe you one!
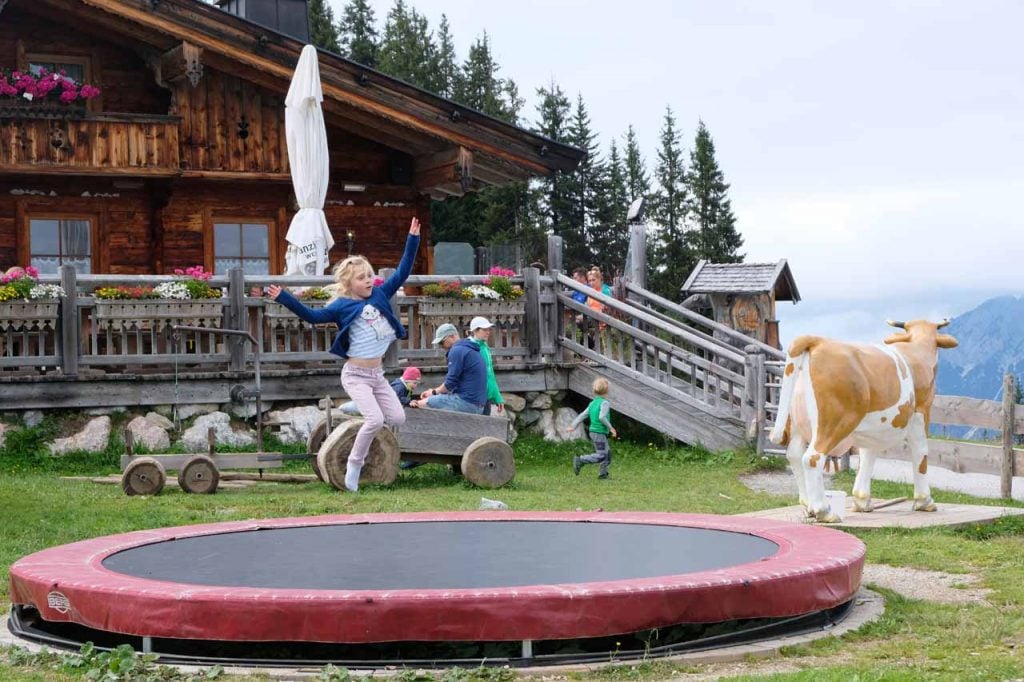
[79,85,101,99]
[25,266,39,278]
[373,277,384,287]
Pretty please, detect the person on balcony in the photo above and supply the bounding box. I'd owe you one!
[267,217,421,493]
[410,323,487,415]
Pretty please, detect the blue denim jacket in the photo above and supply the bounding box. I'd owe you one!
[274,234,419,359]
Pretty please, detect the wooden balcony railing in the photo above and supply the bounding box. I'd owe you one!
[0,113,181,176]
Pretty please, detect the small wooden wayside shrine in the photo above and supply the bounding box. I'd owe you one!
[680,260,800,350]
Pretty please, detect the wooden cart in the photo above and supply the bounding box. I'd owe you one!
[307,407,516,489]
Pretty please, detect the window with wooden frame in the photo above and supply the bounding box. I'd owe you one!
[211,219,275,275]
[19,45,100,112]
[26,214,96,274]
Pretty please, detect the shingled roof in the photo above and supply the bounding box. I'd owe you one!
[681,260,800,302]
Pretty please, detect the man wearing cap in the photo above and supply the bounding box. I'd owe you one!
[468,316,505,414]
[411,322,488,414]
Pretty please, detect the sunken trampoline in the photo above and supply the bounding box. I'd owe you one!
[9,511,865,667]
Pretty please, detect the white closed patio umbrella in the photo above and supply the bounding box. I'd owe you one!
[284,44,334,276]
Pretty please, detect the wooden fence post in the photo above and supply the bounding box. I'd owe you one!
[627,224,647,291]
[381,267,399,371]
[743,345,767,454]
[1002,373,1015,499]
[547,235,563,274]
[58,264,79,377]
[523,267,541,362]
[227,267,246,372]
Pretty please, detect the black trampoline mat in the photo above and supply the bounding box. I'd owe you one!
[101,521,779,590]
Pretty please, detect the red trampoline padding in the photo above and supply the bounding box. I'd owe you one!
[10,512,864,643]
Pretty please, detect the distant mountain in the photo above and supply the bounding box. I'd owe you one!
[935,295,1024,400]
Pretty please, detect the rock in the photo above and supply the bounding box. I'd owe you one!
[524,391,540,402]
[555,407,585,440]
[508,425,518,444]
[545,389,561,396]
[181,412,255,452]
[175,403,219,420]
[318,397,342,410]
[534,410,560,441]
[49,416,111,456]
[517,409,542,427]
[552,390,567,401]
[85,406,126,416]
[530,393,552,410]
[152,405,174,418]
[267,406,324,445]
[126,416,170,452]
[23,410,43,428]
[0,422,10,449]
[501,393,526,412]
[144,412,174,430]
[222,400,273,419]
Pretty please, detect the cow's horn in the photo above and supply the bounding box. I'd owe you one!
[936,319,950,329]
[886,319,906,329]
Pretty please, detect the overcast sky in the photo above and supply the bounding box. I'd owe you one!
[339,0,1023,343]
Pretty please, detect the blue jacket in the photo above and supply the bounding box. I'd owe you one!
[444,338,488,406]
[390,377,415,406]
[274,234,419,359]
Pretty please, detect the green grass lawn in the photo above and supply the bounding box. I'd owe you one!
[1,428,1022,681]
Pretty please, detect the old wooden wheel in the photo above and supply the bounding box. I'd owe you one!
[177,454,220,494]
[307,418,330,482]
[121,457,167,496]
[461,437,515,488]
[316,419,400,490]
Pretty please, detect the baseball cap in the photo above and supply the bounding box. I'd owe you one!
[431,323,459,345]
[469,316,495,331]
[401,366,422,381]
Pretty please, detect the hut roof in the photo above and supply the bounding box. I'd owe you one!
[681,260,800,302]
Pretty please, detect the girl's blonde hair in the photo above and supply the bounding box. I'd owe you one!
[327,255,374,300]
[592,377,609,395]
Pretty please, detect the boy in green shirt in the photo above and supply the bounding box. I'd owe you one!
[565,377,617,479]
[469,316,505,414]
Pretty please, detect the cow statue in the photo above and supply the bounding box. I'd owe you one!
[768,319,958,523]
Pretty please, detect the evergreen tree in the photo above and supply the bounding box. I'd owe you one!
[623,125,650,203]
[590,140,630,277]
[563,93,602,268]
[457,33,509,119]
[648,107,694,299]
[307,0,340,52]
[377,1,437,90]
[685,120,743,263]
[533,81,573,254]
[434,15,461,99]
[338,0,379,68]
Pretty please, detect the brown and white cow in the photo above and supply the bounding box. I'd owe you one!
[768,319,958,522]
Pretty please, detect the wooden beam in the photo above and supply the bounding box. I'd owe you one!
[0,164,180,178]
[158,41,203,87]
[180,169,291,182]
[414,147,473,193]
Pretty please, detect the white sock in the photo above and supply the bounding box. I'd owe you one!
[344,463,362,492]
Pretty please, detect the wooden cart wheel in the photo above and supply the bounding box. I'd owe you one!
[307,418,329,482]
[121,457,167,496]
[317,419,400,490]
[461,437,516,488]
[177,454,220,494]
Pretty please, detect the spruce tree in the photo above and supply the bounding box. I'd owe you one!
[434,15,461,99]
[534,81,573,256]
[623,125,650,203]
[377,1,437,90]
[648,107,694,299]
[457,33,510,119]
[338,0,379,68]
[590,140,629,277]
[563,93,602,269]
[685,120,743,263]
[307,0,340,52]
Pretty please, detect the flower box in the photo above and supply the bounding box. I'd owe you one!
[417,298,525,325]
[93,299,224,327]
[0,300,59,331]
[0,100,86,120]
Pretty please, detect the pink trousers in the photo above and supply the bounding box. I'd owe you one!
[341,363,406,467]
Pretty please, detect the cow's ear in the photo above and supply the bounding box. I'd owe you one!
[936,334,958,349]
[884,332,911,345]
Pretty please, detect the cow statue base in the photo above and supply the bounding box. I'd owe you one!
[769,319,958,523]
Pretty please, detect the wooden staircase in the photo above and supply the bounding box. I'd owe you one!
[555,274,785,452]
